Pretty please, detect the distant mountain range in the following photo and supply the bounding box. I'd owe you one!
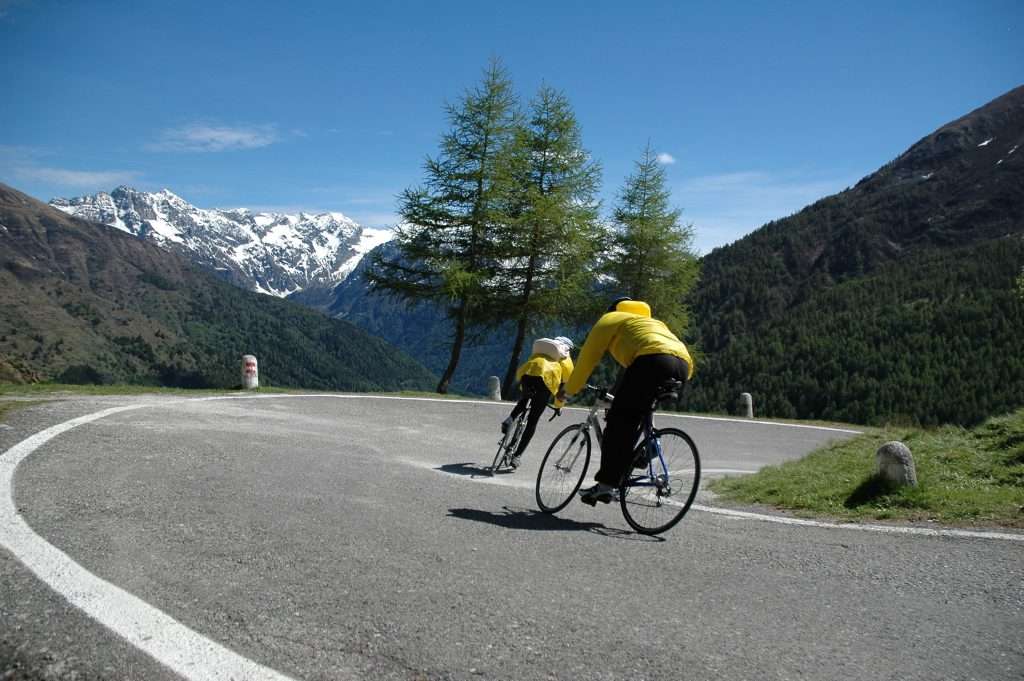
[50,186,390,298]
[1,184,436,391]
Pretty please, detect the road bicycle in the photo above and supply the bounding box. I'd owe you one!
[534,382,701,535]
[490,390,557,475]
[490,407,527,474]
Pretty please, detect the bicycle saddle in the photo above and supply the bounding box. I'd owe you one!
[655,379,684,403]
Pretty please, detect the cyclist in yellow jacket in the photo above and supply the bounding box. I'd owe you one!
[501,336,575,470]
[561,298,693,505]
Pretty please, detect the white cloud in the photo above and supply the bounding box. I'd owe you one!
[676,169,858,254]
[14,165,141,189]
[656,152,676,165]
[148,123,278,152]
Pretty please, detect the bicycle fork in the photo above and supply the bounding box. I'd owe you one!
[554,427,588,472]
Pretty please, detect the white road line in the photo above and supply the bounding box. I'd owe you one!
[417,455,1024,543]
[198,392,864,433]
[689,504,1024,542]
[658,412,863,434]
[703,468,757,475]
[0,402,302,681]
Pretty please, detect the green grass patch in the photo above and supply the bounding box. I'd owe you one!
[0,399,48,423]
[710,409,1024,528]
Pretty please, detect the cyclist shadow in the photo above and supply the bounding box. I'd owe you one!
[436,462,496,478]
[447,505,664,542]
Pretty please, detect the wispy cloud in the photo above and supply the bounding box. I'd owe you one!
[676,169,858,254]
[656,152,676,165]
[0,145,141,192]
[14,166,141,188]
[148,123,279,152]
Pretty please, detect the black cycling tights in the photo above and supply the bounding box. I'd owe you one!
[594,354,689,487]
[509,375,549,458]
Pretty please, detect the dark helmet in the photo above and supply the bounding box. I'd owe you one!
[607,296,632,312]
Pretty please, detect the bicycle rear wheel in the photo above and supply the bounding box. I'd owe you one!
[620,427,700,535]
[491,413,527,474]
[490,426,513,475]
[535,424,591,513]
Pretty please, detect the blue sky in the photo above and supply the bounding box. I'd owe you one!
[2,0,1021,254]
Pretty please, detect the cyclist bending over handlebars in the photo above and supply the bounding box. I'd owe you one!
[501,336,575,469]
[559,298,694,505]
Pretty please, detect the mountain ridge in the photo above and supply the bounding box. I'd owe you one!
[50,185,391,298]
[685,84,1024,424]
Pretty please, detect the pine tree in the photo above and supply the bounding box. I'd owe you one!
[604,144,700,333]
[366,60,518,393]
[492,85,604,396]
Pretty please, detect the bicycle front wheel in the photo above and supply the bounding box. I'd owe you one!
[535,424,591,513]
[491,427,513,475]
[620,427,700,535]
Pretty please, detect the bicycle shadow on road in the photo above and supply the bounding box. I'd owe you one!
[447,505,664,542]
[437,462,501,478]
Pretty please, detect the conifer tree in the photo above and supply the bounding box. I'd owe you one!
[492,85,604,396]
[604,144,700,334]
[366,60,518,393]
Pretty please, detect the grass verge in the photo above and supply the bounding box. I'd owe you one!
[710,409,1024,529]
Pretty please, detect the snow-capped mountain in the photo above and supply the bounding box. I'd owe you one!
[50,186,391,297]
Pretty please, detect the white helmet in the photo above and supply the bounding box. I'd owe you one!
[554,336,575,353]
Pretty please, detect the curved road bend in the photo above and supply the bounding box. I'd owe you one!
[1,394,1021,681]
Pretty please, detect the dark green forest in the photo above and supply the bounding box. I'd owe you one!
[687,236,1024,425]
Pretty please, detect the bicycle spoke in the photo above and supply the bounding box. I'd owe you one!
[620,428,700,535]
[535,424,591,513]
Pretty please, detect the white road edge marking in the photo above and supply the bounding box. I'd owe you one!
[1,401,306,681]
[417,456,1024,543]
[690,504,1024,542]
[2,394,1017,681]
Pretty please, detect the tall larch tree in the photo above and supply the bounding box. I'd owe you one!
[366,60,518,393]
[605,143,700,334]
[492,85,604,396]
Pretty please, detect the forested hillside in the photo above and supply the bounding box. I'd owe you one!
[686,86,1024,425]
[0,184,437,391]
[331,87,1023,424]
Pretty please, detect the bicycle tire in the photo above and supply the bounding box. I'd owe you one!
[491,427,513,475]
[619,427,700,535]
[535,424,591,513]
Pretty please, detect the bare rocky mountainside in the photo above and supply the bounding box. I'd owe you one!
[0,184,435,390]
[50,186,390,298]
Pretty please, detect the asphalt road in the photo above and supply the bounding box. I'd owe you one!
[1,394,1021,681]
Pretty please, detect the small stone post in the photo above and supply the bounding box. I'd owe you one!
[487,376,502,401]
[739,392,753,418]
[876,441,918,487]
[242,355,259,390]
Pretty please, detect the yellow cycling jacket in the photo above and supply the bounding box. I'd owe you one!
[564,312,693,395]
[516,354,574,407]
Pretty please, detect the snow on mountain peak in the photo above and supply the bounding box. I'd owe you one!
[49,186,390,298]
